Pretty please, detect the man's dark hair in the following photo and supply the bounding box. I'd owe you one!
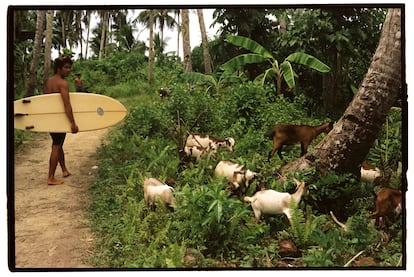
[53,54,73,73]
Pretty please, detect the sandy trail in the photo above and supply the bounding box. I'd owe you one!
[13,129,108,269]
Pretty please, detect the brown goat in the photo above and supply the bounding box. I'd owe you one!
[267,122,333,161]
[372,187,402,226]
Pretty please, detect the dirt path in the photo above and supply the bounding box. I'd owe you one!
[13,129,108,269]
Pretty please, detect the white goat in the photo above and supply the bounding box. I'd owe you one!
[183,144,217,162]
[143,177,175,211]
[243,178,308,223]
[185,133,235,153]
[360,161,382,183]
[214,160,258,193]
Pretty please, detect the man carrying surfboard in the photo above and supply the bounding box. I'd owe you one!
[44,54,79,185]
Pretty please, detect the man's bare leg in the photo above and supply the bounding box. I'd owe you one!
[58,147,71,177]
[48,145,64,185]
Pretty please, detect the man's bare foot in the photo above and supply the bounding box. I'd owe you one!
[63,171,72,178]
[48,178,64,185]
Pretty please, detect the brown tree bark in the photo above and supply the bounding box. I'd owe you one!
[280,8,402,178]
[197,9,212,75]
[98,10,109,60]
[148,10,155,85]
[25,10,46,97]
[181,9,192,72]
[43,10,53,89]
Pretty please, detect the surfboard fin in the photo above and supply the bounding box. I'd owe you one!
[14,113,29,117]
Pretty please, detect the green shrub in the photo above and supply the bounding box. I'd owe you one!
[122,104,172,138]
[175,179,254,257]
[166,86,229,135]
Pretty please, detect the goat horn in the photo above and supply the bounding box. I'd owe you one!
[330,211,348,232]
[293,178,303,186]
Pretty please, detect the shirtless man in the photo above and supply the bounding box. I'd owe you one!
[74,73,84,92]
[44,54,79,185]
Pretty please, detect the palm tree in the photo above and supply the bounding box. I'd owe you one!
[83,10,92,58]
[111,10,137,52]
[155,9,176,43]
[173,9,181,56]
[281,9,402,179]
[148,10,155,84]
[98,10,109,60]
[181,9,192,72]
[25,10,45,97]
[55,10,74,50]
[197,9,213,75]
[43,10,54,88]
[73,10,84,58]
[135,9,176,53]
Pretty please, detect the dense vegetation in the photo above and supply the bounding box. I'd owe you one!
[12,7,403,268]
[83,56,401,268]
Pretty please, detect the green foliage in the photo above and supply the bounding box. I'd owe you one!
[77,12,402,267]
[302,210,382,267]
[305,170,372,219]
[175,180,252,256]
[222,35,330,95]
[181,71,244,94]
[165,86,230,135]
[285,52,331,73]
[88,82,402,267]
[122,104,172,138]
[369,108,403,188]
[274,8,386,114]
[14,129,40,151]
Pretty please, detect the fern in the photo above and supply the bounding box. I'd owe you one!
[289,198,306,246]
[289,200,319,247]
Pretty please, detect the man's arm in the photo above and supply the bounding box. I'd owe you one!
[59,81,79,133]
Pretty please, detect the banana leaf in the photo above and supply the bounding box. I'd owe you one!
[255,67,277,86]
[226,35,273,59]
[285,52,331,72]
[182,72,216,86]
[220,53,266,72]
[280,60,295,88]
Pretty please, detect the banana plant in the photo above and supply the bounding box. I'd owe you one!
[220,35,331,95]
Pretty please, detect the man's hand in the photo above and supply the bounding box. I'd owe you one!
[71,122,79,133]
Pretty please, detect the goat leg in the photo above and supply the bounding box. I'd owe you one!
[277,148,284,160]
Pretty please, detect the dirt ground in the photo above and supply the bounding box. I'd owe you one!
[13,129,108,269]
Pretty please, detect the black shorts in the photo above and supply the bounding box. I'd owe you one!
[50,133,66,145]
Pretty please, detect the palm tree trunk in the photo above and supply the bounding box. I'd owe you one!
[99,11,108,60]
[281,8,402,178]
[26,10,46,97]
[181,9,192,72]
[148,10,155,84]
[85,11,91,59]
[175,10,181,57]
[43,10,54,90]
[76,11,83,59]
[197,9,212,75]
[61,13,66,49]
